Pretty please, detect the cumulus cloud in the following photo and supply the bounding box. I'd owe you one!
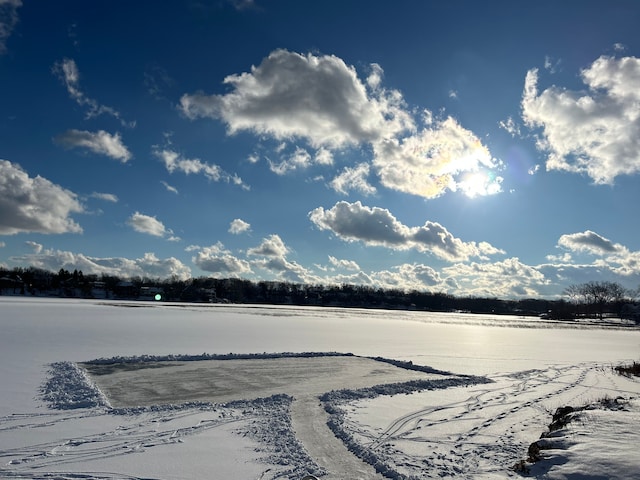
[0,0,21,54]
[0,159,84,235]
[191,242,252,277]
[10,248,191,280]
[522,56,640,184]
[127,212,177,240]
[54,129,132,162]
[372,116,502,199]
[369,263,444,291]
[247,234,289,257]
[558,230,622,255]
[179,49,503,200]
[179,49,413,149]
[153,146,248,189]
[309,201,503,262]
[328,255,360,271]
[330,162,377,196]
[229,218,251,234]
[550,230,640,278]
[52,58,133,127]
[247,234,318,283]
[443,257,548,298]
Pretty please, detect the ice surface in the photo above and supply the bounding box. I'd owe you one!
[1,297,640,479]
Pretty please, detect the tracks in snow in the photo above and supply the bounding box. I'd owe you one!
[351,363,639,478]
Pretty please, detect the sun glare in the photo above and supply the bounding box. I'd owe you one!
[458,170,502,198]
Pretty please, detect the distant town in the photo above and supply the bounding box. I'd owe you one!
[1,266,639,323]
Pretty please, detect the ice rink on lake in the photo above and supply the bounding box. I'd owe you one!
[1,297,640,479]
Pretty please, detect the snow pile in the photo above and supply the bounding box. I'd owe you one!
[40,361,111,410]
[524,397,640,479]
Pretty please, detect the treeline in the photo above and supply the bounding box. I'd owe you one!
[1,266,638,321]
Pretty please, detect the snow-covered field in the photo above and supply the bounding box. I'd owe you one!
[1,297,639,479]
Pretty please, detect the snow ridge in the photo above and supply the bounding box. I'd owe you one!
[83,351,354,365]
[227,395,326,480]
[40,361,111,410]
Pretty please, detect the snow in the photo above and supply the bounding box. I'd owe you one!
[1,296,640,479]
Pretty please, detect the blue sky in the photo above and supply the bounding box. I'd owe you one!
[1,0,640,298]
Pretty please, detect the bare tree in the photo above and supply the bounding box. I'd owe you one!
[565,281,630,320]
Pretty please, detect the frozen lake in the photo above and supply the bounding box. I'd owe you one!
[1,297,640,479]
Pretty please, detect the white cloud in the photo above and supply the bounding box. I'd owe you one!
[309,201,504,262]
[191,242,252,277]
[268,147,312,175]
[247,234,318,283]
[558,230,622,255]
[268,146,336,175]
[161,181,179,194]
[328,255,360,271]
[315,147,334,166]
[247,234,289,257]
[368,263,444,291]
[127,212,176,240]
[551,230,640,279]
[153,147,248,189]
[522,56,640,184]
[10,248,191,280]
[0,0,21,54]
[54,129,132,162]
[52,58,133,127]
[498,116,521,137]
[372,116,502,199]
[229,218,251,235]
[443,257,548,298]
[544,55,561,74]
[179,49,503,201]
[179,49,413,149]
[0,241,5,248]
[25,241,43,253]
[90,192,118,202]
[330,162,377,196]
[0,159,83,235]
[613,43,626,52]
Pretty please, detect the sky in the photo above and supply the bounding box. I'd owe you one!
[1,0,640,299]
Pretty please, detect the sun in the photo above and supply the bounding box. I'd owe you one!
[458,170,503,198]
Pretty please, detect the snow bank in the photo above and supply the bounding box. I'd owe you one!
[523,397,640,479]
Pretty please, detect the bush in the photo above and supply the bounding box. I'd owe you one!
[614,361,640,377]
